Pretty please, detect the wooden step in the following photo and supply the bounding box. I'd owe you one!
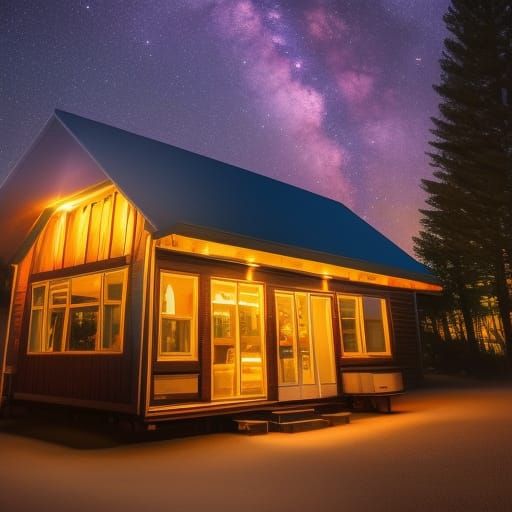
[272,418,330,433]
[270,408,316,423]
[234,419,269,435]
[320,411,352,426]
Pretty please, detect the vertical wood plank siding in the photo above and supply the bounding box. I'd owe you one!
[10,241,423,414]
[151,250,423,407]
[11,213,146,410]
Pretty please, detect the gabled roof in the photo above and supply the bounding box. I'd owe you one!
[0,109,437,284]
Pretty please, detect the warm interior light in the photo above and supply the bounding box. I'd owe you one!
[164,284,176,315]
[241,356,262,363]
[247,262,260,268]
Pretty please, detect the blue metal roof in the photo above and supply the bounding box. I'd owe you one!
[54,109,435,283]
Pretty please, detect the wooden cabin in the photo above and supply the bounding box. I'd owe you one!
[0,110,441,424]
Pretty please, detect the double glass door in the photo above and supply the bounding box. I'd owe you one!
[275,292,337,401]
[211,280,266,400]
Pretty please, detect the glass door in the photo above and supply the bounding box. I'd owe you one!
[275,291,337,401]
[211,280,266,401]
[310,295,337,397]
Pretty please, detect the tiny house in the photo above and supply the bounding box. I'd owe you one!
[0,110,441,424]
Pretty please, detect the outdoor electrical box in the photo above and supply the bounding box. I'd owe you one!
[342,372,404,394]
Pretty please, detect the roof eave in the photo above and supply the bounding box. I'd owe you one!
[153,222,441,287]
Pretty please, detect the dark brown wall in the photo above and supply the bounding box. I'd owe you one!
[10,242,423,412]
[11,214,147,411]
[150,250,422,407]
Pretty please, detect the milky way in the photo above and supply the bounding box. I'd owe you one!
[1,0,449,253]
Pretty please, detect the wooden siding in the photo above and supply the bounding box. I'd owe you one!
[11,212,147,410]
[5,247,33,373]
[148,250,423,410]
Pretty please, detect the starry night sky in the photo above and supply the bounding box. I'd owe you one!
[1,0,449,254]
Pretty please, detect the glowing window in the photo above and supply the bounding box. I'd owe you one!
[158,272,198,360]
[337,295,391,356]
[27,268,127,354]
[28,284,48,352]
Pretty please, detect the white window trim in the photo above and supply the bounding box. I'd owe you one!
[26,267,128,355]
[28,283,49,353]
[157,272,199,361]
[338,294,391,357]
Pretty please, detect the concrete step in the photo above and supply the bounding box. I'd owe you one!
[270,408,316,423]
[234,419,269,435]
[320,411,352,426]
[272,418,330,433]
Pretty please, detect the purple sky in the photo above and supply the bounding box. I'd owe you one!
[1,0,449,254]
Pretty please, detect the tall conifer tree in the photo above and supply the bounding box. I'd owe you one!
[415,1,512,359]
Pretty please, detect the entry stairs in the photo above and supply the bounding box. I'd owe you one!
[234,406,351,435]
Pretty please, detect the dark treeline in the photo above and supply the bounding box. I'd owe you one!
[414,0,512,375]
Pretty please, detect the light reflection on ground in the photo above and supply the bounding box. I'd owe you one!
[1,376,512,512]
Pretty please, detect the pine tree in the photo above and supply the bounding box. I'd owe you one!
[415,1,512,362]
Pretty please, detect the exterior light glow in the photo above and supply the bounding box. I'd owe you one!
[157,234,442,292]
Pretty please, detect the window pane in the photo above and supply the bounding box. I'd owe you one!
[28,309,43,352]
[51,291,67,305]
[47,309,65,352]
[50,282,68,306]
[71,274,101,304]
[340,319,358,352]
[105,271,124,301]
[32,286,46,307]
[363,297,387,353]
[103,304,122,350]
[161,318,191,353]
[161,274,195,317]
[311,296,336,385]
[159,273,197,358]
[239,283,264,396]
[338,297,361,353]
[212,280,237,398]
[295,293,315,385]
[69,306,99,351]
[276,294,298,384]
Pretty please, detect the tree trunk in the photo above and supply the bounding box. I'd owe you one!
[441,313,453,342]
[458,286,476,346]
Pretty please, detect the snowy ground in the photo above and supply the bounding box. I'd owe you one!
[1,377,512,512]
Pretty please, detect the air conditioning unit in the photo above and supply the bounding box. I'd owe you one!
[342,372,403,394]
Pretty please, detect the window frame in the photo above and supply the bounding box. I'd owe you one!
[157,271,199,361]
[46,281,70,353]
[26,267,128,355]
[28,283,49,353]
[337,293,392,357]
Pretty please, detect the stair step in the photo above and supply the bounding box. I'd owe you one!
[320,411,352,426]
[272,418,330,433]
[234,419,269,435]
[270,408,316,423]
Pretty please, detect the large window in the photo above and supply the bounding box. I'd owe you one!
[211,280,266,400]
[27,268,127,353]
[158,272,198,360]
[337,295,391,356]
